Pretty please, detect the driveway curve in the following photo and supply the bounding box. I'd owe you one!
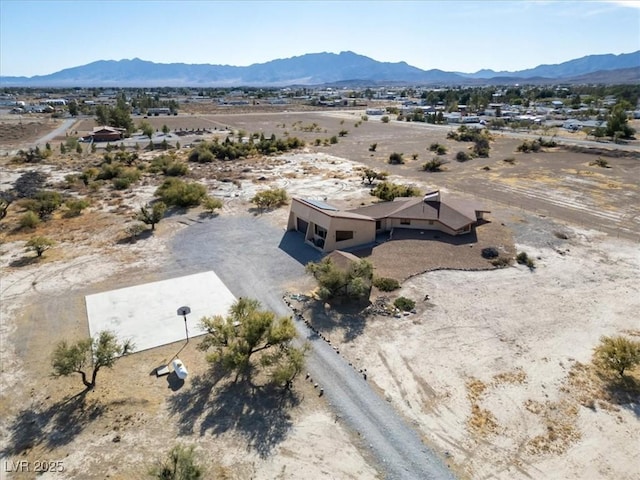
[168,214,456,480]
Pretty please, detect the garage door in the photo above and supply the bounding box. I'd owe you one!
[296,218,309,234]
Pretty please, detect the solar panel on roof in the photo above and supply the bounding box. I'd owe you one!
[305,199,339,211]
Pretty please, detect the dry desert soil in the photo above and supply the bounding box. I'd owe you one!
[1,108,639,480]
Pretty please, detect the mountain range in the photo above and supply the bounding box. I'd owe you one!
[1,51,638,87]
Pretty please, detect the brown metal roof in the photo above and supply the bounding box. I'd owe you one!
[348,195,485,231]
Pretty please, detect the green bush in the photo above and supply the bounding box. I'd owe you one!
[394,296,415,312]
[422,158,445,172]
[388,152,404,164]
[20,191,63,219]
[491,257,511,268]
[370,181,420,201]
[456,151,471,162]
[373,277,400,291]
[20,211,41,229]
[202,196,223,213]
[155,178,207,208]
[251,188,288,210]
[65,198,90,217]
[150,155,189,176]
[429,143,447,155]
[188,147,215,163]
[516,251,536,269]
[112,177,132,190]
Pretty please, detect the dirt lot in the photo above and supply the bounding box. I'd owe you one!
[1,108,639,479]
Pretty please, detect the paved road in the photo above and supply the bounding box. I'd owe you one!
[167,215,456,480]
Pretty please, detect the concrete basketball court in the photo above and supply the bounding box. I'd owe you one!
[85,271,236,353]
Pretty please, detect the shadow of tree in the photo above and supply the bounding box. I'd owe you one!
[599,371,640,417]
[9,255,40,267]
[167,367,301,458]
[0,390,104,456]
[197,211,220,220]
[300,299,369,343]
[116,228,153,245]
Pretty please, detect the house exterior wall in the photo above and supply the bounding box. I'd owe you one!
[387,218,459,236]
[322,216,375,252]
[287,200,375,252]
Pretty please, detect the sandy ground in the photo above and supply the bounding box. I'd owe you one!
[1,110,639,479]
[297,222,640,480]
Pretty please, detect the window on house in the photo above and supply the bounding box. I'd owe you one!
[314,225,327,238]
[335,230,354,242]
[375,220,381,230]
[400,219,411,225]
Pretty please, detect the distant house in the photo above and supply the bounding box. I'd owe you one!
[90,126,125,142]
[287,191,489,252]
[563,119,582,131]
[147,107,172,115]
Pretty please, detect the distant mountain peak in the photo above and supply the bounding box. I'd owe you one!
[1,50,638,87]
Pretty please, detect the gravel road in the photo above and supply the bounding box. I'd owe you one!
[168,215,456,480]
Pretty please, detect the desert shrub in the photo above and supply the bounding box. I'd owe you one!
[150,155,188,176]
[112,177,132,190]
[165,162,188,176]
[447,125,490,143]
[370,181,420,201]
[13,147,47,163]
[119,167,141,183]
[25,236,54,257]
[517,140,542,153]
[388,152,405,164]
[149,444,205,480]
[369,143,377,152]
[473,137,491,157]
[19,211,41,229]
[491,257,511,268]
[251,188,288,210]
[202,196,223,213]
[422,158,446,172]
[590,157,609,168]
[188,147,215,163]
[373,277,400,292]
[394,296,415,312]
[306,258,373,300]
[126,222,146,240]
[329,135,338,144]
[97,163,123,180]
[381,116,390,123]
[456,151,471,162]
[503,157,515,164]
[65,198,90,217]
[516,251,536,270]
[155,178,207,208]
[537,137,557,147]
[593,335,640,377]
[21,191,63,219]
[338,129,348,137]
[429,143,448,155]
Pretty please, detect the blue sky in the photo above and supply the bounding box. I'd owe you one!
[1,0,638,77]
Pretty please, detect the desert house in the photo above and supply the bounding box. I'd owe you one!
[287,191,489,252]
[89,126,126,142]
